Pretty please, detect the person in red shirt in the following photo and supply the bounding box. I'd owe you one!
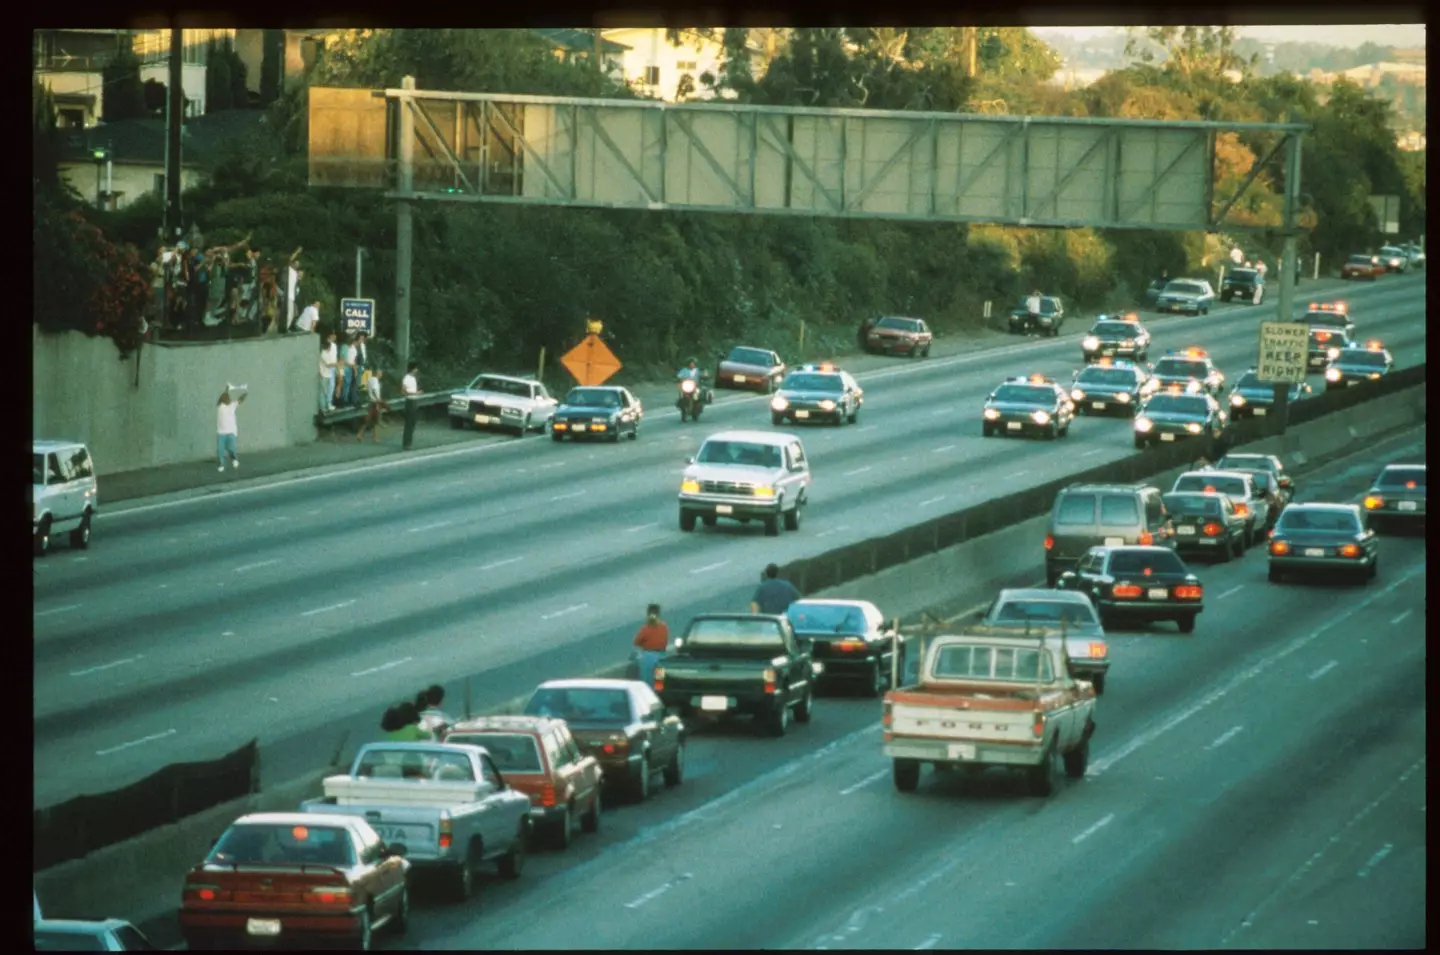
[632,604,669,687]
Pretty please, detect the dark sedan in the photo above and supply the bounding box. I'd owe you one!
[770,367,863,426]
[1006,295,1065,336]
[1080,317,1151,363]
[1226,371,1312,420]
[550,386,643,442]
[716,346,786,393]
[1362,463,1426,532]
[1267,503,1379,584]
[1324,344,1393,390]
[1069,361,1154,417]
[1220,267,1265,305]
[785,599,901,697]
[1133,391,1227,449]
[1162,491,1247,562]
[1056,544,1205,634]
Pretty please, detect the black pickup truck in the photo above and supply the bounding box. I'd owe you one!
[654,613,821,736]
[1220,267,1265,305]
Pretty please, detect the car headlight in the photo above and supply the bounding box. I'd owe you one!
[501,407,521,416]
[1231,394,1246,406]
[819,399,837,411]
[680,479,700,494]
[771,396,788,411]
[1032,410,1051,424]
[1122,339,1135,348]
[753,486,776,498]
[1135,416,1153,432]
[1327,347,1340,359]
[1186,422,1203,434]
[1071,388,1086,400]
[1115,392,1131,403]
[450,398,466,407]
[1082,336,1099,350]
[1325,368,1342,381]
[983,408,1000,420]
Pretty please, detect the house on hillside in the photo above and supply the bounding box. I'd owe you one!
[600,28,728,100]
[231,28,347,99]
[1335,61,1427,88]
[35,28,226,128]
[533,28,629,77]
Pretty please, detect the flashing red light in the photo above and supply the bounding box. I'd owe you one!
[1340,543,1362,558]
[1139,530,1154,545]
[1044,534,1055,550]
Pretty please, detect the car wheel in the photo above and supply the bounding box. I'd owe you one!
[452,851,475,902]
[1047,424,1058,440]
[1177,613,1197,634]
[631,756,652,803]
[795,686,814,723]
[922,345,931,357]
[1026,740,1057,797]
[1059,421,1070,437]
[768,700,790,737]
[1219,535,1234,563]
[1062,737,1090,778]
[870,661,887,697]
[551,805,573,850]
[628,423,639,441]
[551,431,563,442]
[356,907,373,951]
[1091,673,1106,695]
[783,501,801,532]
[664,742,686,786]
[498,822,526,879]
[679,510,697,532]
[1133,437,1146,450]
[392,885,409,935]
[70,512,92,550]
[848,406,859,424]
[701,514,717,528]
[1367,557,1378,582]
[893,758,921,792]
[764,513,781,537]
[34,517,51,558]
[518,414,531,436]
[983,424,994,437]
[581,791,602,833]
[1268,564,1282,583]
[771,413,783,426]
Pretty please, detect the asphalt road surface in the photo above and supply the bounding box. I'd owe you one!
[33,272,1426,810]
[397,428,1426,951]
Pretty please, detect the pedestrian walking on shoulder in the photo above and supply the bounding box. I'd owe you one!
[1024,289,1043,337]
[216,385,246,472]
[750,563,802,615]
[356,369,389,442]
[319,332,339,414]
[632,604,670,686]
[402,361,420,450]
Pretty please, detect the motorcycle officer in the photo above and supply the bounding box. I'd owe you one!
[676,358,711,403]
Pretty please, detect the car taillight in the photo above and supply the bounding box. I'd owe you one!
[1032,711,1046,737]
[601,737,629,756]
[540,784,556,807]
[1364,495,1383,509]
[439,817,453,849]
[837,640,866,651]
[1340,543,1361,558]
[763,667,777,694]
[1139,530,1154,545]
[1175,585,1203,600]
[185,884,224,903]
[1112,584,1142,599]
[653,666,665,692]
[1270,540,1290,556]
[1203,522,1222,537]
[1233,503,1249,517]
[1044,534,1055,550]
[307,886,353,905]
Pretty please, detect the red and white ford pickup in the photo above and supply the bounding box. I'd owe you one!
[882,632,1096,797]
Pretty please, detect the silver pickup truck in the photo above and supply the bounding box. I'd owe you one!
[300,742,532,901]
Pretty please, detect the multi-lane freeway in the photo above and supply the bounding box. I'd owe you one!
[33,272,1426,818]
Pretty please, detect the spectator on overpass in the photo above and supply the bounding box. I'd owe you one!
[295,300,321,335]
[751,564,802,615]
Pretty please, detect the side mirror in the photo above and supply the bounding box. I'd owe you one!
[387,842,408,858]
[685,456,695,465]
[1278,476,1292,487]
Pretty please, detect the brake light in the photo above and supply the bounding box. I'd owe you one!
[1175,585,1203,600]
[439,817,453,850]
[837,640,866,651]
[1340,543,1361,558]
[601,737,628,756]
[1032,710,1046,737]
[1203,522,1222,537]
[307,886,353,905]
[1088,642,1107,659]
[185,884,223,903]
[540,783,556,807]
[1044,534,1055,550]
[1139,530,1154,545]
[1406,481,1416,489]
[653,666,665,692]
[1363,495,1383,509]
[763,667,777,694]
[1270,540,1290,556]
[1113,584,1142,598]
[1233,503,1250,517]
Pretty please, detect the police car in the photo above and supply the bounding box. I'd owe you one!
[1134,384,1227,449]
[769,362,864,426]
[1069,358,1156,417]
[1299,301,1356,338]
[1149,348,1225,398]
[1324,340,1393,390]
[1227,369,1312,419]
[982,374,1076,439]
[1305,326,1352,370]
[1080,313,1152,363]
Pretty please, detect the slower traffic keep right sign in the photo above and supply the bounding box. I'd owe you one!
[1257,322,1308,384]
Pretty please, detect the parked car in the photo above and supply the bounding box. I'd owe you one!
[716,346,786,393]
[1142,277,1169,308]
[1006,295,1065,336]
[447,373,557,435]
[32,439,97,557]
[1219,267,1265,304]
[1340,253,1386,280]
[550,385,643,443]
[864,315,932,357]
[1154,279,1216,315]
[34,918,157,951]
[678,430,811,536]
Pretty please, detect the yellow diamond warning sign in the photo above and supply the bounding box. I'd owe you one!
[561,334,623,386]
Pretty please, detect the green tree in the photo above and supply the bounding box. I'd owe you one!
[205,38,234,111]
[977,27,1062,81]
[227,39,250,108]
[101,46,147,122]
[34,193,150,357]
[259,28,284,105]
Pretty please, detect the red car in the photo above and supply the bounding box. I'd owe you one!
[1340,253,1386,281]
[716,346,786,393]
[865,315,932,357]
[180,812,409,951]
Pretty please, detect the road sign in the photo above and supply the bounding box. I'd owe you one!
[340,298,375,336]
[561,334,622,386]
[1367,194,1400,235]
[1257,321,1308,384]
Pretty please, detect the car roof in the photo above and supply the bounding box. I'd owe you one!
[567,384,625,392]
[1061,482,1149,494]
[235,811,363,828]
[789,598,875,609]
[33,919,130,932]
[448,715,558,735]
[1380,463,1425,473]
[701,430,799,446]
[726,345,776,355]
[535,678,643,691]
[877,314,924,322]
[1176,469,1251,482]
[1218,453,1277,463]
[997,588,1092,605]
[473,373,533,383]
[33,440,85,454]
[1094,544,1178,556]
[1284,502,1360,514]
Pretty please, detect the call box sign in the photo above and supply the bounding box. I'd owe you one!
[340,298,375,336]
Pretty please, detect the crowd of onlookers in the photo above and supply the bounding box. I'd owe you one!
[147,229,308,338]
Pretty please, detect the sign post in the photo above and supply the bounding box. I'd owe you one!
[340,297,376,337]
[1257,321,1308,434]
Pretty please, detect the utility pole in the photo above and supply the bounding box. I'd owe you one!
[395,75,415,374]
[967,27,978,78]
[593,28,603,70]
[355,246,364,299]
[1273,124,1304,436]
[165,23,184,240]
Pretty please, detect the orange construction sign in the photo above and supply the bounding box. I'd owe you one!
[560,334,623,386]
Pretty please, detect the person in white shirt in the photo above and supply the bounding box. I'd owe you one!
[401,362,420,449]
[319,333,339,413]
[295,300,320,334]
[216,386,246,471]
[1230,246,1244,265]
[340,335,359,407]
[402,362,419,397]
[356,369,388,442]
[1024,290,1042,335]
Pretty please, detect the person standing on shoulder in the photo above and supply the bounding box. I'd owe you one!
[318,332,339,414]
[751,563,802,615]
[402,361,420,450]
[632,604,670,686]
[356,368,388,442]
[384,701,434,742]
[1024,289,1043,337]
[416,685,454,737]
[216,385,246,472]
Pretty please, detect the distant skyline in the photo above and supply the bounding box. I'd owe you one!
[1029,25,1425,50]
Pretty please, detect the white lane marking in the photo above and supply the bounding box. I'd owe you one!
[408,519,453,533]
[856,425,878,432]
[839,769,889,796]
[918,495,946,507]
[1356,843,1394,879]
[71,556,89,562]
[1004,470,1028,479]
[1391,609,1413,625]
[1088,563,1423,779]
[1222,756,1425,944]
[1215,584,1246,601]
[542,603,588,621]
[351,657,414,678]
[70,655,143,677]
[1308,661,1338,681]
[1082,448,1105,457]
[234,558,280,573]
[480,557,524,571]
[550,491,585,502]
[1206,725,1245,750]
[626,523,659,533]
[623,872,692,909]
[300,600,357,617]
[96,728,177,756]
[930,408,949,416]
[537,461,565,470]
[690,560,731,575]
[844,466,873,476]
[915,935,944,950]
[932,444,957,453]
[1071,813,1115,844]
[35,604,82,618]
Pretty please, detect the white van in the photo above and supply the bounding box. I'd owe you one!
[32,440,98,557]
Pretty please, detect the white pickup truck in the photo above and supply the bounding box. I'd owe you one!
[300,742,532,901]
[448,373,558,436]
[882,632,1096,797]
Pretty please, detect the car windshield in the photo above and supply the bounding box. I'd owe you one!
[1234,372,1267,390]
[787,603,866,633]
[1347,254,1374,265]
[524,688,632,724]
[445,733,542,773]
[1277,509,1360,533]
[684,617,788,651]
[1143,394,1207,415]
[1092,322,1137,337]
[727,347,773,366]
[1337,350,1387,367]
[696,440,782,468]
[994,600,1097,627]
[566,389,620,408]
[34,932,107,952]
[1218,455,1275,474]
[1107,550,1187,575]
[472,376,530,397]
[932,644,1048,682]
[783,373,843,393]
[1163,493,1224,516]
[1380,247,1404,255]
[1154,359,1206,378]
[876,317,922,332]
[993,384,1054,404]
[1174,474,1246,497]
[1078,368,1137,386]
[1227,269,1258,282]
[32,452,45,485]
[1165,281,1206,295]
[209,823,356,867]
[1376,467,1425,490]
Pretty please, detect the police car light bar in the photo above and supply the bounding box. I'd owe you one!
[1365,340,1384,350]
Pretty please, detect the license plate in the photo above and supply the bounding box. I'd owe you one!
[1101,349,1114,356]
[1160,433,1176,442]
[1304,548,1325,557]
[947,743,976,760]
[1092,402,1107,410]
[1177,526,1196,536]
[247,919,281,937]
[1147,588,1169,600]
[374,825,423,844]
[1104,537,1124,546]
[1399,501,1418,511]
[474,413,493,424]
[733,375,747,383]
[573,424,587,432]
[715,504,734,515]
[796,410,810,419]
[701,696,729,712]
[1007,422,1022,431]
[1255,408,1268,416]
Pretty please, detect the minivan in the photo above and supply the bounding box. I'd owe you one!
[1045,483,1174,585]
[32,440,98,557]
